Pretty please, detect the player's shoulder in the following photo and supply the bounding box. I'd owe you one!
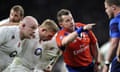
[57,28,66,34]
[0,18,9,25]
[0,26,19,37]
[0,26,18,31]
[110,16,120,24]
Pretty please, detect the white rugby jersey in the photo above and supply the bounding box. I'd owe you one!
[35,35,59,71]
[0,18,9,25]
[0,26,22,71]
[12,33,59,71]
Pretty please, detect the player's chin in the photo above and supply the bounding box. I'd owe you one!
[28,34,35,39]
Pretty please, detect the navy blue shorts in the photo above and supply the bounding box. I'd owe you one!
[66,62,94,72]
[111,56,120,72]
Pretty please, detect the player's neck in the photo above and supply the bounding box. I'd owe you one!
[39,39,43,43]
[114,9,120,17]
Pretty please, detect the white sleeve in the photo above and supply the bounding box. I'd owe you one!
[42,38,59,60]
[0,27,9,45]
[0,18,9,25]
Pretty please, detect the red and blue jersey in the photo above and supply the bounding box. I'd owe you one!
[56,22,97,67]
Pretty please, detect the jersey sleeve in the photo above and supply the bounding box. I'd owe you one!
[39,38,60,70]
[110,18,120,38]
[0,18,9,25]
[0,27,9,45]
[56,32,64,48]
[88,30,97,44]
[42,36,59,60]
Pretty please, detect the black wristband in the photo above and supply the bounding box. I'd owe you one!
[104,61,110,67]
[118,55,120,58]
[105,63,110,67]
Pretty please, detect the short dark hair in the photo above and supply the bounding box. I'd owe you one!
[105,0,120,6]
[11,5,24,17]
[57,9,71,23]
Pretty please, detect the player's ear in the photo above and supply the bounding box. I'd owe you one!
[111,5,116,10]
[22,24,25,27]
[41,28,47,32]
[112,7,115,10]
[59,23,63,28]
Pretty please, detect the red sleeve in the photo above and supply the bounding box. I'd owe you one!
[56,31,64,48]
[75,22,85,27]
[76,22,97,44]
[88,30,97,44]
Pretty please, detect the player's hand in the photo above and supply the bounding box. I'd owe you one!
[83,23,96,30]
[94,63,100,72]
[43,65,52,72]
[102,64,109,72]
[117,56,120,63]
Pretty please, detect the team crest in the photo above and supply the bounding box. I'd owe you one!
[34,48,42,56]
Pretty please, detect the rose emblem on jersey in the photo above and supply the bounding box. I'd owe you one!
[34,48,42,56]
[9,51,17,57]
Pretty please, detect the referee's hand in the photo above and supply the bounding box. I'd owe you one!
[83,23,96,30]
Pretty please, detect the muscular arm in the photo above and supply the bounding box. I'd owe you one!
[102,38,119,72]
[88,30,100,63]
[41,39,61,72]
[61,24,95,47]
[116,39,120,62]
[90,42,100,63]
[61,31,78,46]
[106,38,119,62]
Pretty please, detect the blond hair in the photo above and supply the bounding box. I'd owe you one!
[40,19,59,33]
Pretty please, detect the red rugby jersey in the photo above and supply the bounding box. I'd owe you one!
[56,22,97,67]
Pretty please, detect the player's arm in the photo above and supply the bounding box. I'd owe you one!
[0,23,19,44]
[42,38,61,72]
[42,38,59,60]
[106,38,119,63]
[88,30,100,71]
[102,22,120,72]
[90,43,100,63]
[90,42,100,72]
[61,24,95,47]
[102,38,119,72]
[89,31,100,63]
[116,40,120,62]
[44,50,62,72]
[104,23,120,66]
